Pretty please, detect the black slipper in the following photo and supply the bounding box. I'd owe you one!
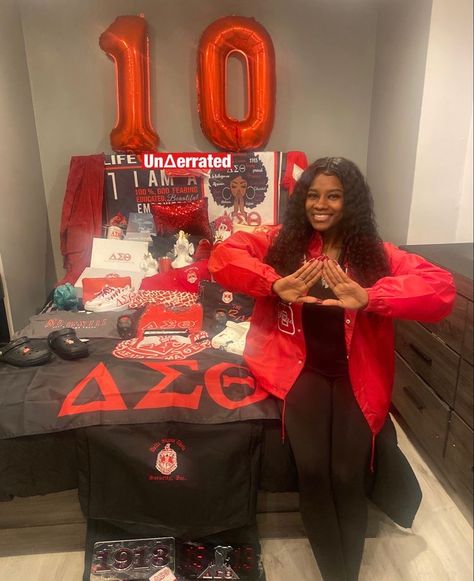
[0,337,52,367]
[48,328,89,360]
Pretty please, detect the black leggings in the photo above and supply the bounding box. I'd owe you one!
[282,368,372,581]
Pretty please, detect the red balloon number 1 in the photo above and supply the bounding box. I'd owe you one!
[100,15,275,153]
[100,15,159,153]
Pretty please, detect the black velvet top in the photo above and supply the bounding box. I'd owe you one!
[302,264,348,377]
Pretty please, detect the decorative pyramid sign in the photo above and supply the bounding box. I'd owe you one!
[198,546,239,579]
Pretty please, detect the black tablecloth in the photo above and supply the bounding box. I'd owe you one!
[0,339,422,533]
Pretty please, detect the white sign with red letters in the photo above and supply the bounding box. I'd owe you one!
[91,238,149,272]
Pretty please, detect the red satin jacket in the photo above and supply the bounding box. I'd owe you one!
[208,227,456,435]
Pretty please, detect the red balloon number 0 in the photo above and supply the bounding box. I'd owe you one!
[197,16,276,151]
[100,15,275,152]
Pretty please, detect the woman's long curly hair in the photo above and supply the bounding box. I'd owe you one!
[265,157,390,286]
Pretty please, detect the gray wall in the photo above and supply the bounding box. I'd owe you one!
[366,0,433,245]
[0,0,50,331]
[20,0,378,280]
[407,0,473,244]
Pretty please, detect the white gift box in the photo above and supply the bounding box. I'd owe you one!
[74,238,150,297]
[90,238,149,272]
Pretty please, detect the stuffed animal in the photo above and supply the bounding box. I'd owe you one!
[172,230,195,269]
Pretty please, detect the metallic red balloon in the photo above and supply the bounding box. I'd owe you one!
[100,15,159,152]
[197,16,276,151]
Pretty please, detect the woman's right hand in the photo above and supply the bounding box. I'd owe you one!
[272,260,323,303]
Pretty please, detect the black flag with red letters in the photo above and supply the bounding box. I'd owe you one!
[0,339,279,439]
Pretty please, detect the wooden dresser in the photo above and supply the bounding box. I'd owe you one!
[392,243,473,522]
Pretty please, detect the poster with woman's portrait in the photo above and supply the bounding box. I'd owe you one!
[205,151,278,227]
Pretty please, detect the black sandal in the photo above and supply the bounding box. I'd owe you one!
[0,337,51,367]
[48,328,89,360]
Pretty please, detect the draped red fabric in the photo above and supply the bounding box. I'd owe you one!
[57,154,105,285]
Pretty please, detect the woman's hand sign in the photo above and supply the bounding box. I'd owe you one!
[319,260,369,310]
[272,260,323,304]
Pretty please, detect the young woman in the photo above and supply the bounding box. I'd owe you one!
[208,157,455,581]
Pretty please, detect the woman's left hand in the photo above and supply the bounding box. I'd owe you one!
[319,260,369,310]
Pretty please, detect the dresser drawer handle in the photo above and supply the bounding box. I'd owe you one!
[409,342,432,365]
[403,385,426,411]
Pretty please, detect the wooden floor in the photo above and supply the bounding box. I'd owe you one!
[0,420,472,581]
